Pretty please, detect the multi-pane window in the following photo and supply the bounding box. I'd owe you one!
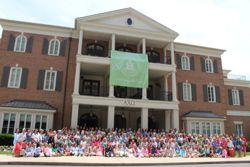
[190,121,222,136]
[212,122,221,135]
[35,115,47,130]
[205,58,214,73]
[44,70,57,91]
[202,122,211,136]
[19,114,32,129]
[235,123,243,136]
[2,113,16,134]
[191,122,200,134]
[14,35,27,52]
[232,89,240,105]
[183,83,192,101]
[147,50,160,63]
[181,55,190,70]
[207,85,216,102]
[48,39,60,55]
[8,67,22,88]
[82,80,100,96]
[86,43,104,57]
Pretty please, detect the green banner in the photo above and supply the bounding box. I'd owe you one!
[110,50,148,88]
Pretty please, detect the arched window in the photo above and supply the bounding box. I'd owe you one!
[14,34,27,52]
[86,43,104,57]
[117,46,133,52]
[181,55,190,70]
[48,39,60,55]
[205,58,214,73]
[146,50,160,63]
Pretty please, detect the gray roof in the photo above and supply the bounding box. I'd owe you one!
[183,111,225,119]
[0,99,55,110]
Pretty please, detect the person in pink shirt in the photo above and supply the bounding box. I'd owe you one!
[241,135,247,157]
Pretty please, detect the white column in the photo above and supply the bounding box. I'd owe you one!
[142,38,147,99]
[141,108,148,129]
[171,72,177,101]
[171,109,179,130]
[109,34,115,97]
[77,30,83,55]
[165,111,171,130]
[73,62,80,94]
[142,38,146,54]
[111,34,115,50]
[71,104,79,128]
[163,46,167,64]
[164,75,169,100]
[107,106,115,129]
[170,41,175,65]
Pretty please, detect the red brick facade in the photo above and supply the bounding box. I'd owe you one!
[0,15,250,138]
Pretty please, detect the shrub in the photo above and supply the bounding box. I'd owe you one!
[247,141,250,152]
[0,134,14,146]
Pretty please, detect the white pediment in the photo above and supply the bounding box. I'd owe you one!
[76,8,178,37]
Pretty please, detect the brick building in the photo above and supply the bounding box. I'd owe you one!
[0,8,249,138]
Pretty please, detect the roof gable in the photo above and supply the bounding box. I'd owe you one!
[76,8,178,38]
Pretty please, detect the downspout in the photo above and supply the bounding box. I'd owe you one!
[61,37,72,128]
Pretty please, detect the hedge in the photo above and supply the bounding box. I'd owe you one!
[0,134,13,146]
[247,141,250,152]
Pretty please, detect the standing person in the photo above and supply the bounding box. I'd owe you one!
[241,135,247,157]
[18,128,27,142]
[13,129,20,146]
[235,137,242,157]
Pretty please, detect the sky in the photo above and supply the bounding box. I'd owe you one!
[0,0,249,79]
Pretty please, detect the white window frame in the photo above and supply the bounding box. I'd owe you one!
[43,70,57,91]
[19,113,32,129]
[48,39,60,56]
[212,122,221,135]
[234,122,243,136]
[183,82,192,101]
[8,67,22,88]
[232,89,240,105]
[35,114,48,130]
[202,122,211,136]
[205,58,214,73]
[181,55,190,70]
[189,121,222,136]
[207,85,216,103]
[2,113,16,134]
[14,34,27,52]
[191,122,200,134]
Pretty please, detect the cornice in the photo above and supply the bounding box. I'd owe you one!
[224,78,250,88]
[172,42,225,58]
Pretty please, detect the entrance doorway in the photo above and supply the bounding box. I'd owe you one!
[79,113,98,128]
[114,114,126,129]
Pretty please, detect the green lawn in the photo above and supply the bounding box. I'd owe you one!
[0,151,12,155]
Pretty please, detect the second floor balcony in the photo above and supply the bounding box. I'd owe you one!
[79,81,173,102]
[81,41,172,64]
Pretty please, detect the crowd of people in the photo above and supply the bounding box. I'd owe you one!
[12,127,248,158]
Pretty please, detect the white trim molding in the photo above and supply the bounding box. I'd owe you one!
[227,110,250,117]
[224,78,250,88]
[173,42,225,58]
[182,117,226,121]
